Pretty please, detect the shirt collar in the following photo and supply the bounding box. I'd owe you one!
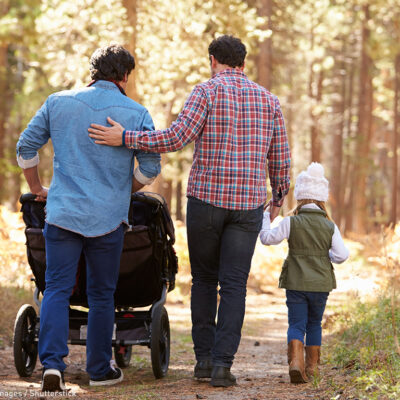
[213,68,246,79]
[301,203,321,210]
[88,80,126,95]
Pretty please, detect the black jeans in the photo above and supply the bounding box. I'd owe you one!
[186,197,263,368]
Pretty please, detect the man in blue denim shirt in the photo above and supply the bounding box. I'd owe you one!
[16,45,161,391]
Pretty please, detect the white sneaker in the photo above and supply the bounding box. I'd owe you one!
[89,362,124,387]
[41,369,67,392]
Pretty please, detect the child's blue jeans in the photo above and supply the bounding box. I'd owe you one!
[286,290,329,346]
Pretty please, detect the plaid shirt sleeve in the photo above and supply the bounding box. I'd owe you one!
[267,96,291,207]
[125,85,208,153]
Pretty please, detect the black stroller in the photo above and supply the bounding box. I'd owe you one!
[13,192,178,379]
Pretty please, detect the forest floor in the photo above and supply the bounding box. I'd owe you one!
[0,249,381,400]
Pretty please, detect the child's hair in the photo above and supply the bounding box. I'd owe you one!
[290,199,332,221]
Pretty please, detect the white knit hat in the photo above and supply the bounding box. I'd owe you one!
[294,162,329,202]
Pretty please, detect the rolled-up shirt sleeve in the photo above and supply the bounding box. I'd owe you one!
[16,97,51,168]
[134,110,161,184]
[267,96,291,207]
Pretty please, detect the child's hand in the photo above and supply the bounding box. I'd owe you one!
[269,205,281,222]
[264,200,272,211]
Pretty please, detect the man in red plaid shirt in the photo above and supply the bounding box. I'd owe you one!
[89,35,291,387]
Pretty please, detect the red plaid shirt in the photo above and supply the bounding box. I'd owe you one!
[125,69,291,210]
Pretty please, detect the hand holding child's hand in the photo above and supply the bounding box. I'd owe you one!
[269,205,280,222]
[264,200,280,222]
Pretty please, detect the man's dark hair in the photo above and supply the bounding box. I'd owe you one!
[90,45,135,81]
[208,35,247,68]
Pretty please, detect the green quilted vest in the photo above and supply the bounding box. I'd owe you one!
[279,208,336,292]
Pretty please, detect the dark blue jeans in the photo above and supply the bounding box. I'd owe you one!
[39,223,124,379]
[286,290,329,346]
[187,197,263,368]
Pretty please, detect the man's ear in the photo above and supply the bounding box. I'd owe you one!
[210,55,218,69]
[239,62,245,71]
[123,72,128,83]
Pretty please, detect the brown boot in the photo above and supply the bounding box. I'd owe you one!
[288,340,308,383]
[305,346,320,378]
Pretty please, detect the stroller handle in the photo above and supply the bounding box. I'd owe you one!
[19,193,42,204]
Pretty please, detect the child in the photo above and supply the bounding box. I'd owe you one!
[260,162,349,383]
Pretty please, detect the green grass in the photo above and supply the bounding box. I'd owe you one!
[324,295,400,399]
[0,285,34,346]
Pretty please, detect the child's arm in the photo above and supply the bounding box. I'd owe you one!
[329,225,349,263]
[259,210,290,245]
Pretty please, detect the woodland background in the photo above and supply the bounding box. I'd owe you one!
[0,0,399,233]
[0,1,400,398]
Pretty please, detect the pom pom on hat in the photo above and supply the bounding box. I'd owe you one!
[294,162,329,202]
[307,162,325,178]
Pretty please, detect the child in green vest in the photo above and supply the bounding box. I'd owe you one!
[260,162,349,383]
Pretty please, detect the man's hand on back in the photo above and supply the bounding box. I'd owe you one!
[88,117,125,146]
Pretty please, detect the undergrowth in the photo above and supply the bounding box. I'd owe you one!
[324,295,400,400]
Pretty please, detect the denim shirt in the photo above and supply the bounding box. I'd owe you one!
[16,81,161,237]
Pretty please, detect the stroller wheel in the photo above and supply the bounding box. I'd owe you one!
[150,306,170,379]
[114,344,132,368]
[13,304,38,377]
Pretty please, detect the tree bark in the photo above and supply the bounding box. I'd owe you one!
[352,4,372,234]
[391,54,400,225]
[122,0,138,101]
[285,68,294,211]
[330,41,347,226]
[309,69,323,163]
[343,55,355,233]
[308,11,323,164]
[256,0,273,90]
[146,100,177,206]
[0,44,9,202]
[175,160,183,221]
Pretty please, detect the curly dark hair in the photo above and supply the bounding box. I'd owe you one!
[89,45,135,81]
[208,35,247,68]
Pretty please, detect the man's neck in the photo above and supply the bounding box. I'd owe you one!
[212,65,243,77]
[118,80,127,90]
[88,79,127,96]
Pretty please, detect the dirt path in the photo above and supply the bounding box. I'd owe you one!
[0,252,380,400]
[0,290,321,400]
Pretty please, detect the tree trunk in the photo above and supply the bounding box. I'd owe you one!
[308,12,323,164]
[6,52,24,211]
[352,4,372,234]
[146,101,177,205]
[256,0,273,90]
[163,180,173,210]
[285,68,295,211]
[343,55,355,233]
[391,54,400,225]
[330,41,347,226]
[122,0,138,101]
[309,69,323,163]
[0,44,9,202]
[175,161,183,221]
